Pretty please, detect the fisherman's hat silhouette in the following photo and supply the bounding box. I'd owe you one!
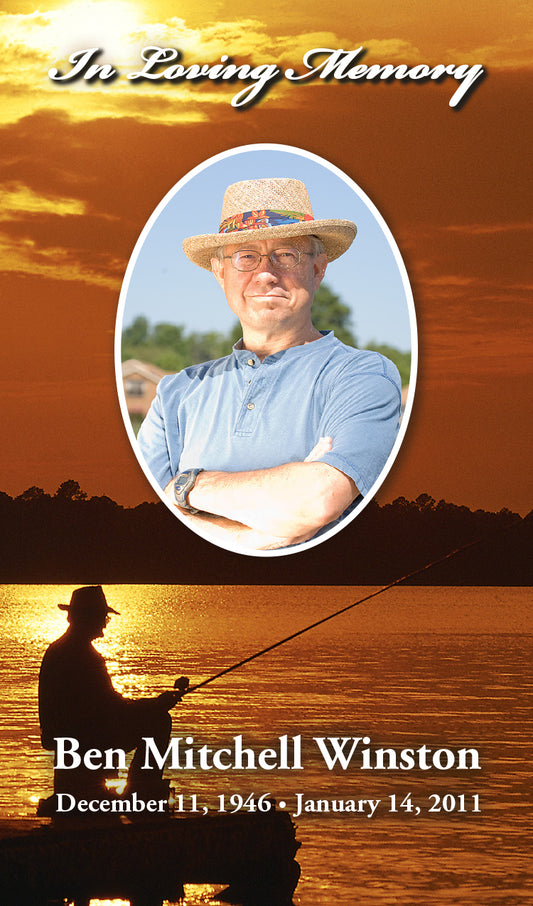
[58,585,120,617]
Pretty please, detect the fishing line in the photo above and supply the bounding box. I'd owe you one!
[180,515,524,697]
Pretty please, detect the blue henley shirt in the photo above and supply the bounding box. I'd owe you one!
[137,332,401,508]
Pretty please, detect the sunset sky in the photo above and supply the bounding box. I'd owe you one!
[1,0,531,516]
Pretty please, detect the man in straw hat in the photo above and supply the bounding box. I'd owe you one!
[138,178,401,549]
[39,586,186,808]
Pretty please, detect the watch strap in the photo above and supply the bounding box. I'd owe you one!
[173,469,203,514]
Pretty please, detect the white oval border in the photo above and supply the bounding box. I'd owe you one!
[115,142,418,558]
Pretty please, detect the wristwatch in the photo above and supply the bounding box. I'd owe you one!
[173,469,203,513]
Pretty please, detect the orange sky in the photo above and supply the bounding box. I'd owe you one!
[1,1,532,515]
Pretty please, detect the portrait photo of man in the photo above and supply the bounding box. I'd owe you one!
[119,149,415,554]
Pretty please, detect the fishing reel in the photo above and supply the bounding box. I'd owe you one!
[174,675,190,695]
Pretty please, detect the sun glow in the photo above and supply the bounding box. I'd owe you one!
[46,0,145,61]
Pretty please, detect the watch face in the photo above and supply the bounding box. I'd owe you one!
[175,471,197,508]
[174,476,186,502]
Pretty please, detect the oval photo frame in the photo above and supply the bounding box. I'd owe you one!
[115,143,417,557]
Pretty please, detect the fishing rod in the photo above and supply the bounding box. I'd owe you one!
[174,515,525,698]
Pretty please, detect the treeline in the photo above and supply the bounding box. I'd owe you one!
[122,285,412,386]
[0,482,529,585]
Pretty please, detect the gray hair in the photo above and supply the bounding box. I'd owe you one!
[308,236,326,256]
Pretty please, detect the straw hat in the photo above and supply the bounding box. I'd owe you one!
[182,177,357,270]
[58,585,120,618]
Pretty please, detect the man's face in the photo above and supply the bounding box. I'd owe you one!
[71,610,109,640]
[211,236,327,337]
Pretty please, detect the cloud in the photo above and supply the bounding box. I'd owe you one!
[2,184,85,217]
[423,274,478,287]
[0,7,430,130]
[0,180,123,285]
[0,3,531,133]
[443,222,533,235]
[362,38,423,59]
[448,34,533,70]
[0,110,139,286]
[0,106,257,285]
[0,223,124,289]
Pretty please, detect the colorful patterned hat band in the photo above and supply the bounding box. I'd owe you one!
[182,178,357,270]
[219,209,314,234]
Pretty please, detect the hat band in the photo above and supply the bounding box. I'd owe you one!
[219,209,314,234]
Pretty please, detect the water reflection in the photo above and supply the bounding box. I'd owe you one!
[0,585,532,906]
[89,888,227,906]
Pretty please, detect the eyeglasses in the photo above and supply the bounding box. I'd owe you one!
[223,247,314,272]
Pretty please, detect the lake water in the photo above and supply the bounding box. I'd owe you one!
[0,585,531,905]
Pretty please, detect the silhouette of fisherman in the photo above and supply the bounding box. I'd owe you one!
[38,585,187,813]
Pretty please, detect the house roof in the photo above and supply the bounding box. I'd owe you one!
[121,359,168,383]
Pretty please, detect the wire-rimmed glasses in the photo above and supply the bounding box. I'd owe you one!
[223,247,314,272]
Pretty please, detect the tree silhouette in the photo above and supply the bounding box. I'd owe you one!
[20,486,48,501]
[54,480,87,501]
[1,483,530,585]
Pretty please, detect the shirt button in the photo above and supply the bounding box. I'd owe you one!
[247,403,255,410]
[247,358,255,366]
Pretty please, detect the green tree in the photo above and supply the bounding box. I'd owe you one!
[311,284,358,346]
[122,315,150,346]
[153,322,185,350]
[365,342,411,386]
[311,285,411,386]
[187,330,232,364]
[121,295,411,387]
[229,321,243,347]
